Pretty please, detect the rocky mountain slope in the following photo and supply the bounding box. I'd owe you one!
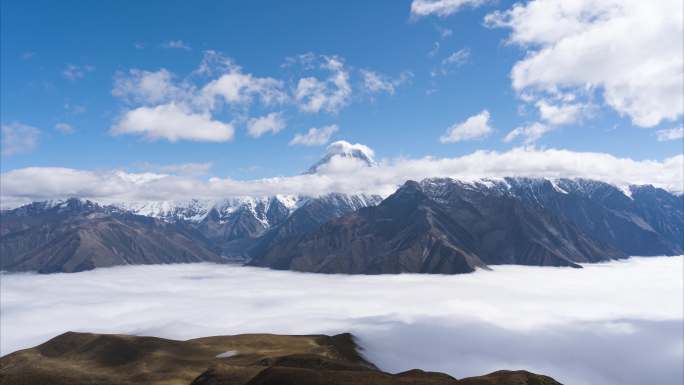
[0,331,563,385]
[2,174,680,274]
[0,199,224,273]
[250,177,682,274]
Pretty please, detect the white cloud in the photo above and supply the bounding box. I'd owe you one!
[2,147,682,207]
[54,123,75,134]
[246,112,286,138]
[433,48,470,76]
[62,64,95,81]
[536,100,588,125]
[111,52,288,143]
[486,0,684,128]
[1,257,682,385]
[443,48,470,66]
[411,0,488,17]
[109,52,396,143]
[504,122,553,144]
[360,69,411,95]
[162,40,191,50]
[193,50,237,77]
[440,110,493,143]
[289,125,339,146]
[112,69,185,105]
[1,123,39,157]
[506,100,588,143]
[111,103,234,142]
[294,56,351,113]
[657,127,684,142]
[202,70,287,108]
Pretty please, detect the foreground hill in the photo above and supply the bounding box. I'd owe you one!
[250,178,682,274]
[0,331,563,385]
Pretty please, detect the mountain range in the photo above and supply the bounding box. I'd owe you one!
[249,178,682,273]
[1,144,682,274]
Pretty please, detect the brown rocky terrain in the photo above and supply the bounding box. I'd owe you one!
[0,331,563,385]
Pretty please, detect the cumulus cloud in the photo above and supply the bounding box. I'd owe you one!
[111,103,234,142]
[109,51,395,142]
[360,69,412,96]
[110,52,287,143]
[657,126,684,142]
[246,112,286,138]
[289,125,339,146]
[1,123,40,157]
[294,56,351,113]
[411,0,488,17]
[1,257,682,385]
[2,147,682,207]
[62,64,95,81]
[440,110,493,143]
[161,40,191,50]
[536,100,588,125]
[112,69,186,105]
[201,70,287,108]
[486,0,683,128]
[54,123,75,134]
[504,122,553,144]
[505,100,590,143]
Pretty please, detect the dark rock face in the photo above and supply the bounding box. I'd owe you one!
[247,193,383,259]
[251,178,681,274]
[0,199,223,273]
[0,331,563,385]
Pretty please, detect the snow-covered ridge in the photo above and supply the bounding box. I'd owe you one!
[107,192,382,224]
[417,176,663,202]
[112,195,305,223]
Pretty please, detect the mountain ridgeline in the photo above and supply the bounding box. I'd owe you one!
[1,177,681,274]
[248,178,683,274]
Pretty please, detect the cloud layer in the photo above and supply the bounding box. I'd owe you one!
[1,146,682,208]
[2,256,681,385]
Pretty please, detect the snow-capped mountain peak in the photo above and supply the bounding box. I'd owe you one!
[305,140,377,174]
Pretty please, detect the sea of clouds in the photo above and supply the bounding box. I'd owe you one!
[2,256,682,385]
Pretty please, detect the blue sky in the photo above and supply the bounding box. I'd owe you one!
[0,0,682,204]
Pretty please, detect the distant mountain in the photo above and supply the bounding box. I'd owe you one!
[0,198,224,273]
[247,193,383,258]
[2,176,680,274]
[0,193,381,273]
[250,177,682,274]
[0,331,563,385]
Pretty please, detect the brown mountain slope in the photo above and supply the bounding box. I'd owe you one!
[0,199,224,273]
[0,331,563,385]
[250,180,625,274]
